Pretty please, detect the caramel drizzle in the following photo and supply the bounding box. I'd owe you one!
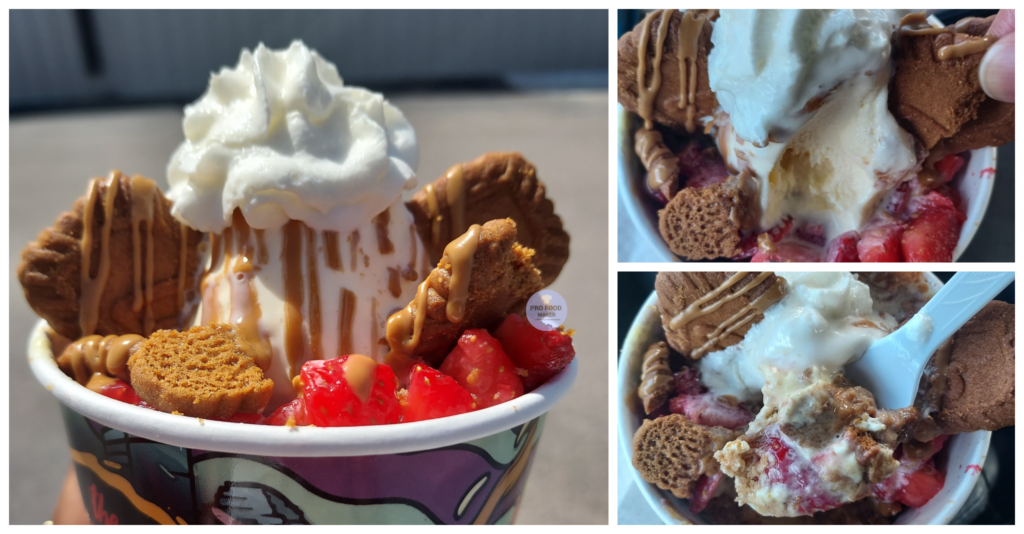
[341,354,379,403]
[305,226,323,361]
[224,214,273,371]
[678,10,710,133]
[638,341,672,403]
[79,172,120,337]
[443,224,482,323]
[387,267,402,298]
[62,334,144,392]
[636,128,679,190]
[200,232,222,324]
[373,207,395,255]
[282,220,306,380]
[338,287,357,356]
[176,222,189,311]
[424,184,442,246]
[323,230,343,271]
[384,279,430,380]
[899,12,996,60]
[687,275,788,359]
[636,10,672,129]
[404,224,419,281]
[348,230,361,272]
[445,164,467,240]
[129,175,158,335]
[254,229,269,265]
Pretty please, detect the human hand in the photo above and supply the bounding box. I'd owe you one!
[980,9,1014,102]
[51,466,90,525]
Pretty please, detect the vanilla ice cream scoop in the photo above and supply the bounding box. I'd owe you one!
[168,41,427,410]
[698,272,896,404]
[708,10,918,241]
[167,40,419,233]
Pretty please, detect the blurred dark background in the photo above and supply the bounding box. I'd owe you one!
[10,9,607,114]
[617,271,1014,525]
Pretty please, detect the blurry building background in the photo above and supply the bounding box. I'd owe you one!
[11,9,607,112]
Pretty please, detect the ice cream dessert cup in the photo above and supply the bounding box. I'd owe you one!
[617,273,993,524]
[30,319,577,524]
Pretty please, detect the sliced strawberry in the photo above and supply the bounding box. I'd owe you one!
[732,234,758,260]
[766,218,794,242]
[492,314,576,391]
[795,224,826,247]
[265,397,307,426]
[97,380,152,409]
[301,355,401,427]
[674,367,707,396]
[751,241,821,262]
[901,208,960,262]
[824,231,860,262]
[669,393,753,430]
[677,142,729,189]
[689,472,723,514]
[403,363,477,423]
[895,460,945,507]
[933,154,965,184]
[440,329,524,409]
[909,190,957,214]
[857,223,904,262]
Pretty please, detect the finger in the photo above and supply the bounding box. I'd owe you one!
[980,32,1015,103]
[52,466,91,525]
[988,9,1015,38]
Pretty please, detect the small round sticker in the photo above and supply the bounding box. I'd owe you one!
[526,290,567,331]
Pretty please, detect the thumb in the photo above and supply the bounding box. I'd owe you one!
[979,32,1014,102]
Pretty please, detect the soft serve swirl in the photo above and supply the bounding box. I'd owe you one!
[166,40,419,232]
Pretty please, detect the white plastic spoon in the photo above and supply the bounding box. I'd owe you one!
[845,272,1014,410]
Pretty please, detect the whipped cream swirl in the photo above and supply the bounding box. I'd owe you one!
[167,40,419,232]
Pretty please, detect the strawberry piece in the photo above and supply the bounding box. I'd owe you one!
[492,314,576,391]
[674,367,707,396]
[689,472,723,514]
[824,231,860,262]
[301,356,401,427]
[402,363,477,423]
[857,223,904,262]
[440,329,524,409]
[97,380,151,409]
[751,241,821,262]
[669,393,753,430]
[895,460,945,507]
[732,234,758,260]
[933,154,964,184]
[794,224,826,247]
[901,208,960,262]
[265,397,307,426]
[761,433,843,515]
[677,142,729,189]
[909,190,957,214]
[766,218,793,242]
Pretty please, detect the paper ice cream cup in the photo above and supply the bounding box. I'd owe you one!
[617,273,992,524]
[29,320,577,525]
[617,107,998,262]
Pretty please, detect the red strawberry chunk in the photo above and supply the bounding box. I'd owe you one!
[732,234,758,260]
[760,432,843,515]
[301,355,401,427]
[933,154,964,184]
[794,224,826,247]
[901,207,960,262]
[874,457,945,508]
[669,393,753,430]
[677,142,729,189]
[402,363,477,423]
[492,314,576,391]
[857,223,904,262]
[440,329,524,409]
[824,231,860,262]
[909,190,957,214]
[751,241,821,263]
[766,218,794,242]
[674,367,707,396]
[97,380,152,409]
[265,397,307,426]
[689,472,723,514]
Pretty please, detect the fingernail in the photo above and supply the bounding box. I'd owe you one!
[979,34,1015,103]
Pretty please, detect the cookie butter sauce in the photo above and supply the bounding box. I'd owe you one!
[78,171,192,337]
[638,341,671,402]
[633,9,717,192]
[60,334,145,392]
[898,11,996,60]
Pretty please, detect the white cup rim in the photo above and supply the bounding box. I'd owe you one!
[617,273,992,524]
[28,319,577,457]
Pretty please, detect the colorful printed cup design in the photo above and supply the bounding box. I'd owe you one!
[61,405,546,525]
